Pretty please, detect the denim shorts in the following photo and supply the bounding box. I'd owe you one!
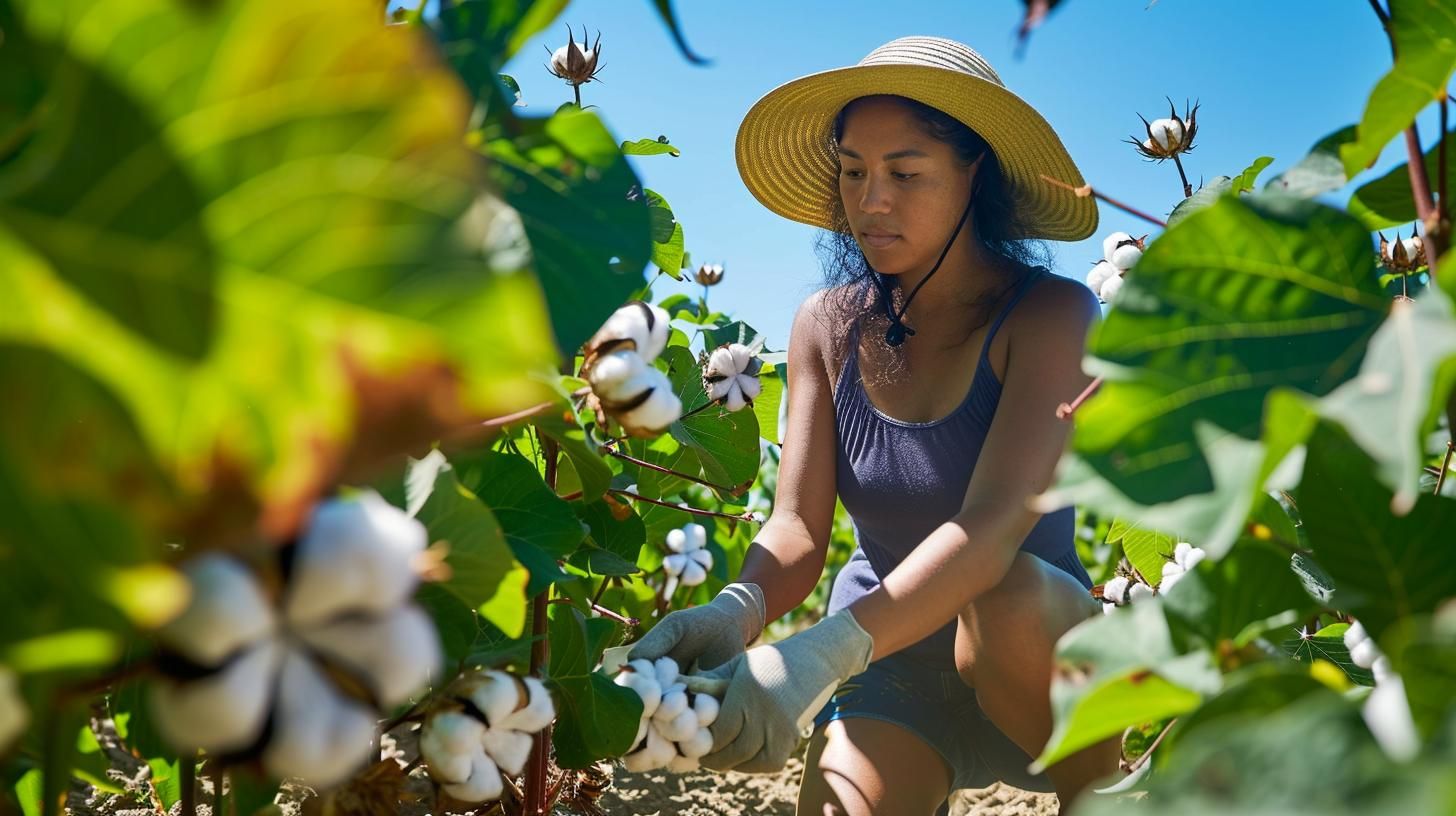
[811,649,1054,814]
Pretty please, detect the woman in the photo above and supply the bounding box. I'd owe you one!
[628,36,1120,814]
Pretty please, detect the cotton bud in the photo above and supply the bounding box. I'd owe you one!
[1101,232,1145,271]
[1098,274,1124,303]
[287,489,428,627]
[662,524,713,600]
[1128,98,1199,160]
[585,302,671,364]
[703,343,763,412]
[1086,260,1119,294]
[695,263,724,287]
[0,667,27,750]
[544,25,602,87]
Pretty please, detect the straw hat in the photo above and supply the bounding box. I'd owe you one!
[734,36,1097,242]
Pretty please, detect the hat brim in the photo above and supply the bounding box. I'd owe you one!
[735,63,1097,242]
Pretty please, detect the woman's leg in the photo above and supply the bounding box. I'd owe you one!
[797,718,953,816]
[954,552,1120,809]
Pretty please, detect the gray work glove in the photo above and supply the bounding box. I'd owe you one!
[698,608,874,773]
[627,582,766,672]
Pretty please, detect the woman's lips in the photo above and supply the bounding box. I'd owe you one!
[862,233,898,248]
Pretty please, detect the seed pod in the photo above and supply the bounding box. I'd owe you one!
[286,490,427,628]
[695,263,724,286]
[544,25,602,87]
[1378,231,1428,274]
[1128,98,1200,161]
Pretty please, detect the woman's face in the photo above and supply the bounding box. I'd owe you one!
[835,97,983,276]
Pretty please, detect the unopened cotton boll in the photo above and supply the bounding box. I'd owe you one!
[586,349,648,403]
[1086,260,1118,293]
[287,490,427,627]
[1099,274,1125,302]
[0,667,27,749]
[159,555,276,667]
[151,640,282,753]
[588,302,671,363]
[262,650,379,789]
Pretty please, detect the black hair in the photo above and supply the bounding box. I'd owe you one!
[811,94,1053,384]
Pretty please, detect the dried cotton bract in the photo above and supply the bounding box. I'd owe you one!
[614,657,723,773]
[420,670,556,803]
[1128,98,1200,160]
[544,25,602,88]
[1378,231,1427,275]
[702,342,763,412]
[695,263,724,287]
[149,491,441,789]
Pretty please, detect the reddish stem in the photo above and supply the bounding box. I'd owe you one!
[481,400,556,430]
[607,488,757,522]
[1056,377,1104,421]
[1171,154,1194,199]
[602,441,739,495]
[547,597,639,627]
[1039,174,1168,229]
[524,435,559,816]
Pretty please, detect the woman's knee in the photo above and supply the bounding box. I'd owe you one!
[797,718,951,816]
[955,552,1097,686]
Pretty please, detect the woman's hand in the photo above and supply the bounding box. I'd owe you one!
[627,583,766,672]
[697,609,873,773]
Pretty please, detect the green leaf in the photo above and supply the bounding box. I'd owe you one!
[484,104,653,355]
[1158,663,1329,762]
[147,757,183,811]
[1046,195,1389,556]
[1105,519,1177,584]
[1319,286,1456,514]
[752,361,787,445]
[662,346,761,495]
[429,0,571,99]
[699,320,777,354]
[1231,156,1276,194]
[1282,625,1376,687]
[13,769,42,816]
[1381,611,1456,741]
[574,498,646,575]
[1264,126,1357,198]
[2,629,119,673]
[622,138,682,157]
[413,466,530,638]
[1341,0,1456,178]
[1163,524,1317,648]
[1036,601,1220,770]
[1298,421,1456,641]
[1165,176,1232,228]
[546,605,643,767]
[647,0,710,65]
[535,401,613,502]
[452,449,586,560]
[643,189,685,279]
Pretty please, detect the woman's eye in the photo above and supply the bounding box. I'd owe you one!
[839,170,916,180]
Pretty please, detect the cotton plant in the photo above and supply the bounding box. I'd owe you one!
[662,523,713,601]
[1098,542,1206,614]
[1086,231,1146,303]
[1343,619,1419,762]
[149,490,441,789]
[701,341,763,412]
[581,302,682,437]
[419,669,556,803]
[612,656,724,773]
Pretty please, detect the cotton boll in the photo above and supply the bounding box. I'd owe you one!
[663,553,688,576]
[653,686,689,725]
[1086,260,1118,293]
[622,725,675,772]
[683,524,706,550]
[1103,576,1129,605]
[499,675,554,733]
[296,604,440,707]
[1101,232,1135,262]
[1372,655,1395,683]
[588,303,671,363]
[158,554,275,666]
[665,528,688,553]
[687,549,713,571]
[677,726,714,759]
[692,693,719,728]
[421,711,486,784]
[723,382,748,413]
[287,490,426,627]
[1099,274,1124,302]
[1175,542,1206,571]
[1350,637,1381,670]
[151,640,281,753]
[615,662,662,719]
[442,752,504,803]
[262,650,379,789]
[1128,582,1155,604]
[739,373,762,402]
[468,670,525,729]
[653,659,681,693]
[1148,118,1185,151]
[587,350,647,402]
[1343,621,1368,652]
[616,372,682,435]
[481,728,533,776]
[680,560,707,587]
[1363,675,1419,762]
[1108,243,1142,272]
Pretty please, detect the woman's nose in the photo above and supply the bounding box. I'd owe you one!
[857,175,892,215]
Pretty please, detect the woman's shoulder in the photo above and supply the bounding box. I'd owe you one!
[789,284,864,385]
[1007,267,1102,350]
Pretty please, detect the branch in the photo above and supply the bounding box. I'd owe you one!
[547,597,639,628]
[607,489,758,522]
[1039,174,1168,229]
[481,400,556,430]
[1125,718,1178,775]
[601,440,742,496]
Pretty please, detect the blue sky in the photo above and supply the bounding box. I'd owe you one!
[491,0,1428,347]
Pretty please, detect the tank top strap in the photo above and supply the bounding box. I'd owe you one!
[978,266,1046,367]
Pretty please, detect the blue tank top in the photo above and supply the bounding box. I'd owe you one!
[827,267,1091,670]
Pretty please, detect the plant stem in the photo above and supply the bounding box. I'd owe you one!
[547,597,639,627]
[607,489,757,522]
[482,400,557,431]
[1038,174,1168,228]
[1367,0,1389,27]
[591,576,611,606]
[1056,377,1104,421]
[602,441,740,495]
[1171,154,1193,199]
[573,83,581,108]
[678,400,717,421]
[211,762,224,816]
[524,433,560,816]
[1436,440,1454,495]
[1127,718,1178,774]
[180,755,197,816]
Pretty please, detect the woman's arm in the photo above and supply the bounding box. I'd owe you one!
[847,278,1101,660]
[735,291,841,624]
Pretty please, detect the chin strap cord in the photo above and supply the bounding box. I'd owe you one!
[868,192,977,347]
